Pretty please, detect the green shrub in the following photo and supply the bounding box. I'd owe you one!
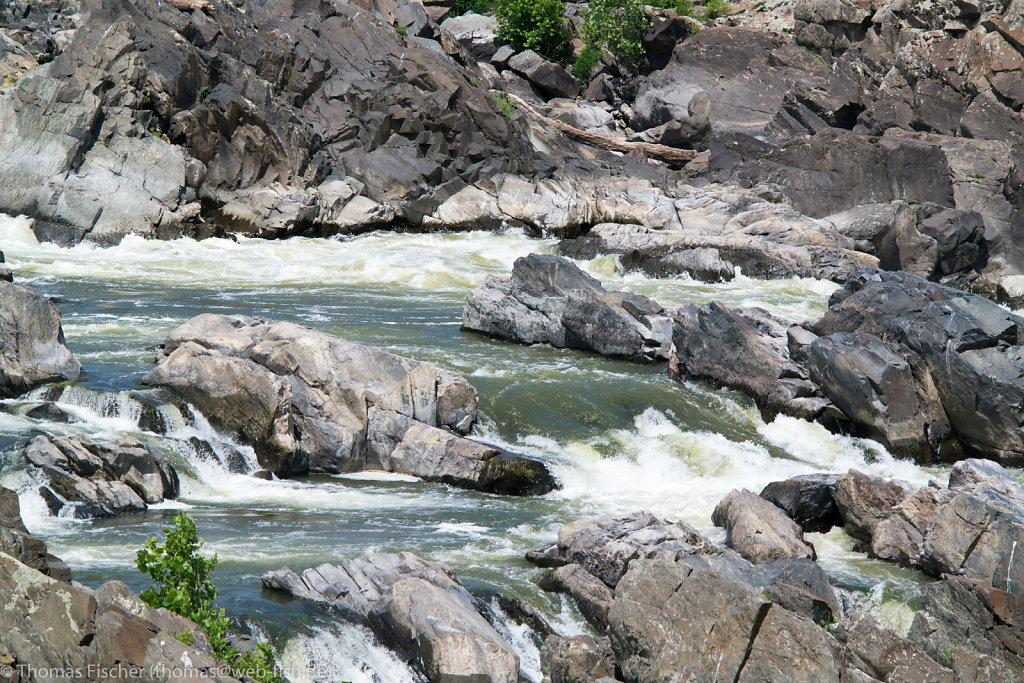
[495,0,568,59]
[137,513,282,683]
[571,45,602,81]
[581,0,650,67]
[493,92,516,121]
[652,0,693,16]
[701,0,730,20]
[451,0,498,15]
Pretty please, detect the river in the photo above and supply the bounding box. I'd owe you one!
[0,214,941,682]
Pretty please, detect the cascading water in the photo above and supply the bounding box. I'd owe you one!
[0,212,951,679]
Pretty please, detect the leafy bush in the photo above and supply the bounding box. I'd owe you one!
[493,92,516,121]
[701,0,730,20]
[571,45,602,81]
[394,23,408,36]
[581,0,650,67]
[451,0,498,16]
[495,0,568,59]
[651,0,693,16]
[137,513,282,683]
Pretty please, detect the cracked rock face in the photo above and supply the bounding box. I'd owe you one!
[462,254,673,363]
[262,551,519,683]
[142,313,556,495]
[24,434,180,518]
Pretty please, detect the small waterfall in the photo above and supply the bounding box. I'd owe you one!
[25,384,144,430]
[278,624,424,683]
[486,597,543,683]
[165,409,262,476]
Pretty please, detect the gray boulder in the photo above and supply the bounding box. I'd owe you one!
[760,473,841,533]
[25,434,179,518]
[462,254,672,363]
[143,314,555,494]
[0,280,80,397]
[870,486,954,567]
[440,12,499,60]
[508,50,580,99]
[262,551,519,682]
[839,613,954,683]
[542,564,615,631]
[712,488,816,564]
[832,469,911,543]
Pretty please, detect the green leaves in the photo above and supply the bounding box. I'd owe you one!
[495,0,568,60]
[581,0,650,68]
[136,512,282,683]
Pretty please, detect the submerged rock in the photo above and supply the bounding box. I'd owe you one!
[462,254,672,363]
[0,280,80,397]
[24,434,180,518]
[143,314,556,495]
[263,551,519,683]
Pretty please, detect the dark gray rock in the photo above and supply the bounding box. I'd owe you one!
[143,313,555,494]
[760,473,841,533]
[0,280,80,397]
[839,614,953,683]
[870,486,954,567]
[262,551,519,682]
[712,488,816,564]
[25,434,179,518]
[508,50,580,99]
[462,254,672,363]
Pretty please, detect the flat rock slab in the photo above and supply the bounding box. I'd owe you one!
[262,551,519,683]
[143,314,556,495]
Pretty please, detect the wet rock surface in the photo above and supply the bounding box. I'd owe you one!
[262,551,520,683]
[143,313,556,494]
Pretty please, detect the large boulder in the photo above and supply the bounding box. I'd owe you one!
[462,254,672,363]
[0,553,242,682]
[760,473,841,533]
[507,50,580,99]
[143,314,556,494]
[262,551,520,683]
[712,488,816,564]
[24,434,180,518]
[832,469,911,543]
[0,280,80,396]
[440,12,499,60]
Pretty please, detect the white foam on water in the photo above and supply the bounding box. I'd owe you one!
[279,624,422,683]
[335,471,422,483]
[487,597,542,683]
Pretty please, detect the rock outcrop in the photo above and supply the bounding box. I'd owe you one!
[0,485,70,582]
[262,551,520,683]
[462,254,672,363]
[24,434,180,518]
[0,552,242,683]
[669,267,1024,466]
[0,280,80,397]
[143,313,556,494]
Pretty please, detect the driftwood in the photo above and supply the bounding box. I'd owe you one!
[167,0,212,11]
[502,93,699,166]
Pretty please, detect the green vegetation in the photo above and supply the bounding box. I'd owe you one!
[137,513,282,683]
[148,127,170,143]
[581,0,650,66]
[495,0,568,59]
[2,75,16,88]
[493,91,516,121]
[700,0,731,20]
[653,0,693,16]
[970,172,986,179]
[451,0,498,15]
[198,86,211,102]
[394,23,408,36]
[571,45,602,81]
